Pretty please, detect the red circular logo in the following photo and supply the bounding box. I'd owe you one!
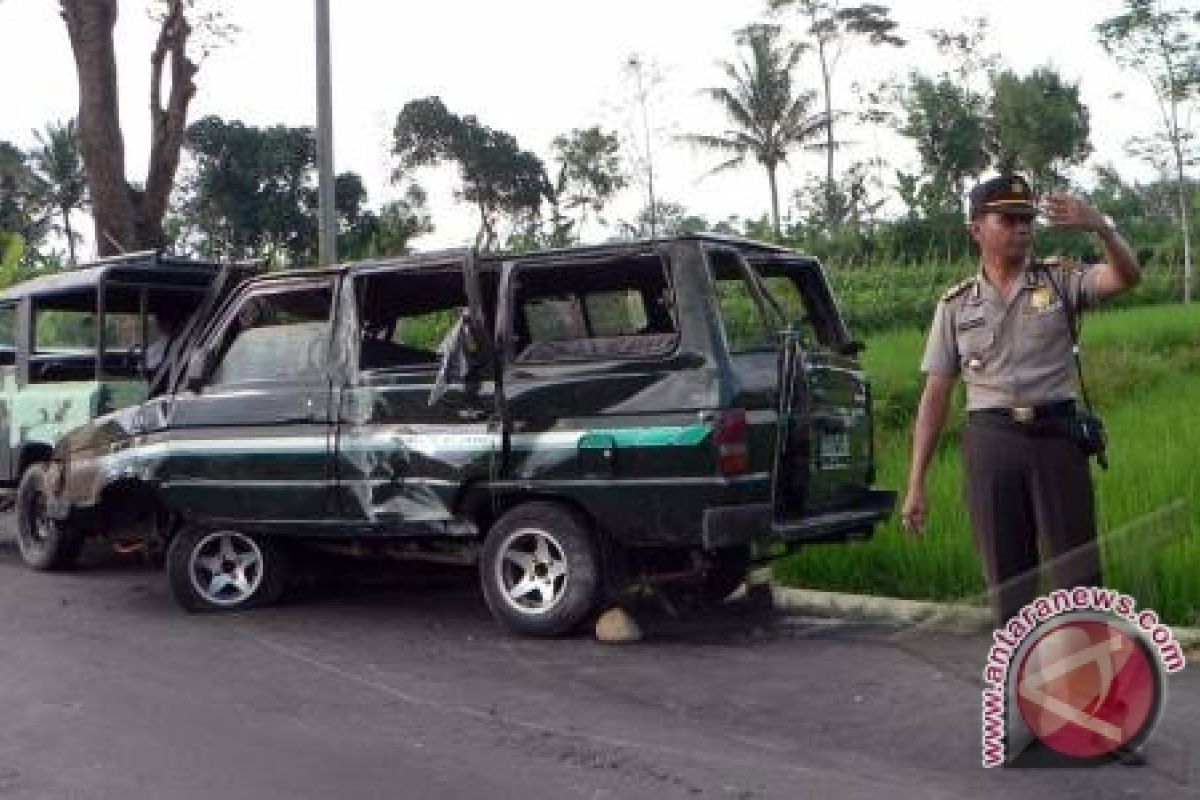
[1015,618,1160,759]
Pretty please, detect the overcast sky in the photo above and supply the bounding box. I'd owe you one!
[0,0,1162,256]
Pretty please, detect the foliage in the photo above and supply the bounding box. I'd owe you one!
[549,126,626,238]
[0,141,48,255]
[773,303,1200,626]
[682,23,827,239]
[1096,0,1200,302]
[987,68,1092,190]
[392,97,550,251]
[768,1,905,227]
[897,74,989,215]
[173,115,378,266]
[340,184,434,260]
[28,119,88,264]
[615,201,711,241]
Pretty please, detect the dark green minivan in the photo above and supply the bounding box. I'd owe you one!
[39,236,893,635]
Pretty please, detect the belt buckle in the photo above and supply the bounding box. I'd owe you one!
[1012,406,1035,423]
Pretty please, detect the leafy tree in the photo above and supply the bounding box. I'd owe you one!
[618,200,705,239]
[28,119,88,264]
[987,68,1092,190]
[1097,0,1200,301]
[392,97,550,251]
[59,0,232,254]
[337,181,433,260]
[898,73,989,215]
[683,24,828,239]
[769,1,905,225]
[927,16,1000,94]
[0,141,51,262]
[550,126,626,236]
[175,115,368,265]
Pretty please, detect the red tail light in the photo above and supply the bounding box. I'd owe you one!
[714,408,749,476]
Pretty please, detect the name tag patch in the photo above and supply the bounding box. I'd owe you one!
[957,316,986,332]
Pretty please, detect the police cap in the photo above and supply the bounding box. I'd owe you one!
[969,174,1038,219]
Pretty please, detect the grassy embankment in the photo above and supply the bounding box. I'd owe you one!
[773,301,1200,627]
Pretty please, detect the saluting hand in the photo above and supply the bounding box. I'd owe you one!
[1041,193,1107,233]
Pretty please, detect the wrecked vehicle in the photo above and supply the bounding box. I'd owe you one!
[41,236,894,636]
[3,252,255,569]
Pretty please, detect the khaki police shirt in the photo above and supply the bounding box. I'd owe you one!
[920,259,1102,410]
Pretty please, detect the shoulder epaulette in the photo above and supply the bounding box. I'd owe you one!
[940,277,975,303]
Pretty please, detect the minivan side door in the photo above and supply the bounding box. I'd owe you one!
[332,260,494,534]
[155,276,339,528]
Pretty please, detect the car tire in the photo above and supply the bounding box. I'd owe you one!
[700,546,752,605]
[16,463,84,571]
[166,525,289,613]
[480,502,602,637]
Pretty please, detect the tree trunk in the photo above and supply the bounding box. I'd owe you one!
[766,163,781,241]
[61,0,135,256]
[1176,147,1193,304]
[61,0,197,256]
[62,205,76,265]
[142,0,198,250]
[819,41,835,229]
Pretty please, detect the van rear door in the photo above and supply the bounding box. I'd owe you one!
[705,247,890,539]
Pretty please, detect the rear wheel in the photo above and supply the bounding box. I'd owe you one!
[16,463,84,571]
[480,502,602,637]
[166,525,289,612]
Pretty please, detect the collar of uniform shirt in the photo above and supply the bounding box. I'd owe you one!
[971,263,1040,302]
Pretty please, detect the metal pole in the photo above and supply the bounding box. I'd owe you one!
[315,0,337,266]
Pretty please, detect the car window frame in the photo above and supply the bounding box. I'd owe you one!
[502,250,682,367]
[195,275,339,391]
[350,265,471,377]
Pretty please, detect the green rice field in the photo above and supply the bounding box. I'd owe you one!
[773,302,1200,627]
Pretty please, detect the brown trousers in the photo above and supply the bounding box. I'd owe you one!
[962,419,1103,627]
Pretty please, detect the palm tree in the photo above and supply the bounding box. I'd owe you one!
[683,24,828,239]
[30,119,88,264]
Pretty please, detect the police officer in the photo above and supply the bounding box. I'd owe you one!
[901,174,1141,627]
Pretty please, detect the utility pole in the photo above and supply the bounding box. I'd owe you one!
[315,0,337,266]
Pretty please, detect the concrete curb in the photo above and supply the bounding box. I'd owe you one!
[768,584,1200,650]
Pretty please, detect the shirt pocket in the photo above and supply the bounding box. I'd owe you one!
[956,323,994,368]
[1027,307,1070,340]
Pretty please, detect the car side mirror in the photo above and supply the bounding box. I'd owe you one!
[184,348,211,391]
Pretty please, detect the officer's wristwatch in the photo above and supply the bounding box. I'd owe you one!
[1096,214,1117,235]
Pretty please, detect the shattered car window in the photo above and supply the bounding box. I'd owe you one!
[355,269,467,371]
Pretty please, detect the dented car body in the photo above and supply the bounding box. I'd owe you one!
[42,236,894,635]
[2,253,257,569]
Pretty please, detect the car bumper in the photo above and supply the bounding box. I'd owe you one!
[701,488,896,550]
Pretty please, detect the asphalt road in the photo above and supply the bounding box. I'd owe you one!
[0,526,1196,800]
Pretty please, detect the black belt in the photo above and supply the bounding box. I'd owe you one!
[968,400,1077,425]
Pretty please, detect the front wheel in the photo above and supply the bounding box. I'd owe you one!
[480,502,602,637]
[16,463,84,571]
[166,526,289,612]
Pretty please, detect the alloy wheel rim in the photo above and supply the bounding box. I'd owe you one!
[495,527,570,616]
[188,531,264,606]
